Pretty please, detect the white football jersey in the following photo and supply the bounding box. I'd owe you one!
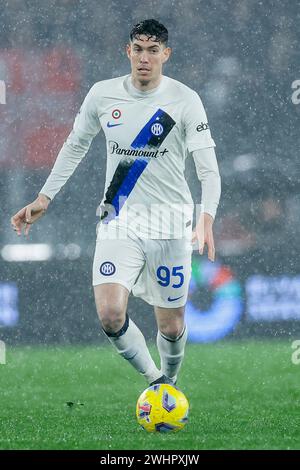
[42,74,216,239]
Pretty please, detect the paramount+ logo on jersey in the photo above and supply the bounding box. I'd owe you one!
[109,141,168,159]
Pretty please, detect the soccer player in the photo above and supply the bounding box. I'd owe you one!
[11,19,221,386]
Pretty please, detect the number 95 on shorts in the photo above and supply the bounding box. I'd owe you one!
[92,235,192,308]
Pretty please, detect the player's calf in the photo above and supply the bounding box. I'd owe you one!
[156,325,188,384]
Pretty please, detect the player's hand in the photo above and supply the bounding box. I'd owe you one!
[192,212,215,261]
[10,194,50,237]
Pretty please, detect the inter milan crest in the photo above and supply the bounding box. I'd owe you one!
[131,108,175,149]
[100,262,116,276]
[150,122,164,136]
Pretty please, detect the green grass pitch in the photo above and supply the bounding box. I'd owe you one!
[0,341,299,450]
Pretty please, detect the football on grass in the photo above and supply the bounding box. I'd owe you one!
[136,383,189,433]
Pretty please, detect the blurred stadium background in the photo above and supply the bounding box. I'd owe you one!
[1,0,300,452]
[1,0,299,345]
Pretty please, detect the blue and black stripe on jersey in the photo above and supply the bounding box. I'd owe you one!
[100,109,176,221]
[131,108,176,149]
[100,158,148,219]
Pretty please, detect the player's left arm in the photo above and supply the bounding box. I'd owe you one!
[183,90,221,261]
[191,147,221,261]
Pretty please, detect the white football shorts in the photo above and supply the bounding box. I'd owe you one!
[92,224,193,308]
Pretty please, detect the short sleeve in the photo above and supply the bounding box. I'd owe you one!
[184,91,215,152]
[73,84,102,139]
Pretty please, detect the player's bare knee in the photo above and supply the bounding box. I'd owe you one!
[159,322,184,340]
[101,318,125,334]
[156,306,185,339]
[98,304,125,333]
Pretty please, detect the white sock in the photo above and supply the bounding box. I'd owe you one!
[103,315,161,384]
[156,325,188,383]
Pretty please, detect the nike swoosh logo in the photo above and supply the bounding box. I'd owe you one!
[107,122,123,128]
[167,295,184,302]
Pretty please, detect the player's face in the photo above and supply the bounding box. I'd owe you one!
[127,35,171,89]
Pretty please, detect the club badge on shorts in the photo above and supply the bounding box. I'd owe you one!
[100,261,116,276]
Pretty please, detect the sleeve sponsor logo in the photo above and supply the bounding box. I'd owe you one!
[196,122,209,132]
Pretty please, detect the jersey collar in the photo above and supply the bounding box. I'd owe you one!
[124,75,166,98]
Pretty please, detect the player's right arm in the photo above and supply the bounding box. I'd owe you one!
[11,193,51,236]
[10,84,101,236]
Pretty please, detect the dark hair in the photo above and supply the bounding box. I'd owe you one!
[130,19,168,45]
